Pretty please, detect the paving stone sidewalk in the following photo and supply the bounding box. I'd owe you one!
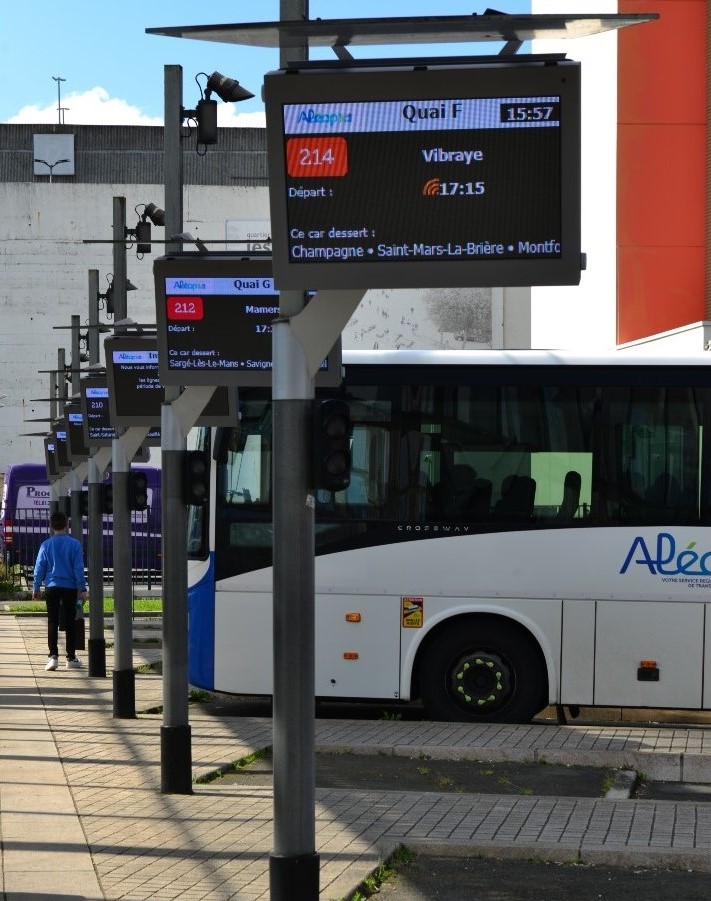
[4,615,711,901]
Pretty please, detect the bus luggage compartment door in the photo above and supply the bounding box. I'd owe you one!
[593,601,704,709]
[315,594,400,700]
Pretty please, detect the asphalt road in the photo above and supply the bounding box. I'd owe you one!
[374,856,711,901]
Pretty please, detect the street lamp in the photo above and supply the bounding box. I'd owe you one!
[34,158,69,183]
[182,70,253,149]
[126,202,166,255]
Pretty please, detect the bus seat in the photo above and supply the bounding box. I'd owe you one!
[645,472,682,508]
[446,465,492,520]
[494,475,536,521]
[555,470,582,522]
[643,472,695,523]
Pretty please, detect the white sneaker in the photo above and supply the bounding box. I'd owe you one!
[45,656,59,671]
[65,657,82,670]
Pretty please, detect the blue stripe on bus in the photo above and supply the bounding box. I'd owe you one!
[188,555,215,691]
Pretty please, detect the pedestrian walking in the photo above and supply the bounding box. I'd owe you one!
[32,510,87,670]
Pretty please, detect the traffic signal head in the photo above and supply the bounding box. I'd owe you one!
[184,450,209,506]
[100,483,114,515]
[77,490,89,517]
[313,398,352,492]
[129,471,149,511]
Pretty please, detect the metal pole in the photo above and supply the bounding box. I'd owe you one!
[87,455,106,677]
[70,314,81,395]
[160,63,192,794]
[56,350,70,515]
[270,2,319,898]
[86,269,107,677]
[70,468,82,542]
[112,439,135,716]
[111,196,135,718]
[113,197,128,316]
[88,270,101,365]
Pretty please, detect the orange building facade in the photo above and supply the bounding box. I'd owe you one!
[616,0,708,344]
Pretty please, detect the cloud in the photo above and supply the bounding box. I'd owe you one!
[7,86,266,127]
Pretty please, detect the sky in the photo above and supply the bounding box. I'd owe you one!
[0,1,531,127]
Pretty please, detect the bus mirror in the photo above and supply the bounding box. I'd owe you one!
[184,450,209,506]
[313,398,352,492]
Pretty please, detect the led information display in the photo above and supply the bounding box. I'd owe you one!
[154,255,341,387]
[80,374,117,447]
[44,436,59,480]
[52,421,71,471]
[64,401,90,461]
[264,59,581,289]
[105,334,237,428]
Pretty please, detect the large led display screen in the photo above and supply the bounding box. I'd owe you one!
[153,254,341,387]
[264,58,581,289]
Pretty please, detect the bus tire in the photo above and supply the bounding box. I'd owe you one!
[418,618,547,724]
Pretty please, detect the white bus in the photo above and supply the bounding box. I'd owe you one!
[186,349,711,723]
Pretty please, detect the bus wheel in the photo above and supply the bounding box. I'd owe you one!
[419,620,546,724]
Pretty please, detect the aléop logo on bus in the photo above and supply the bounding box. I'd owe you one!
[620,532,711,588]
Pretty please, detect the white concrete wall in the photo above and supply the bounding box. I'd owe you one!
[531,0,619,350]
[0,182,270,471]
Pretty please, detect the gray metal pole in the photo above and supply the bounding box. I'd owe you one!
[70,316,83,541]
[56,349,70,515]
[160,64,192,794]
[270,2,319,898]
[111,196,135,717]
[70,468,82,542]
[70,314,81,395]
[88,269,101,365]
[87,455,106,677]
[87,269,107,677]
[112,439,135,716]
[113,197,128,316]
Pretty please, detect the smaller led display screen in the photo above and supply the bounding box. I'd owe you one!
[52,421,71,472]
[64,401,90,461]
[44,436,60,480]
[80,374,118,446]
[154,254,341,387]
[105,334,238,429]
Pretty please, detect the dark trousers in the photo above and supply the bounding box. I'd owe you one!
[45,587,77,659]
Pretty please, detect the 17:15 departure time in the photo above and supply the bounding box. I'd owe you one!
[438,181,485,196]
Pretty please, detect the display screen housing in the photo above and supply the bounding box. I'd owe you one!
[105,334,238,428]
[51,421,71,472]
[64,401,90,461]
[44,436,60,480]
[80,373,117,447]
[264,57,581,289]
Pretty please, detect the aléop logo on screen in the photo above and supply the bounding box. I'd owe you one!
[174,279,207,291]
[297,108,353,126]
[620,532,711,587]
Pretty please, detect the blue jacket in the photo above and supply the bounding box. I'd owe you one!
[33,533,86,593]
